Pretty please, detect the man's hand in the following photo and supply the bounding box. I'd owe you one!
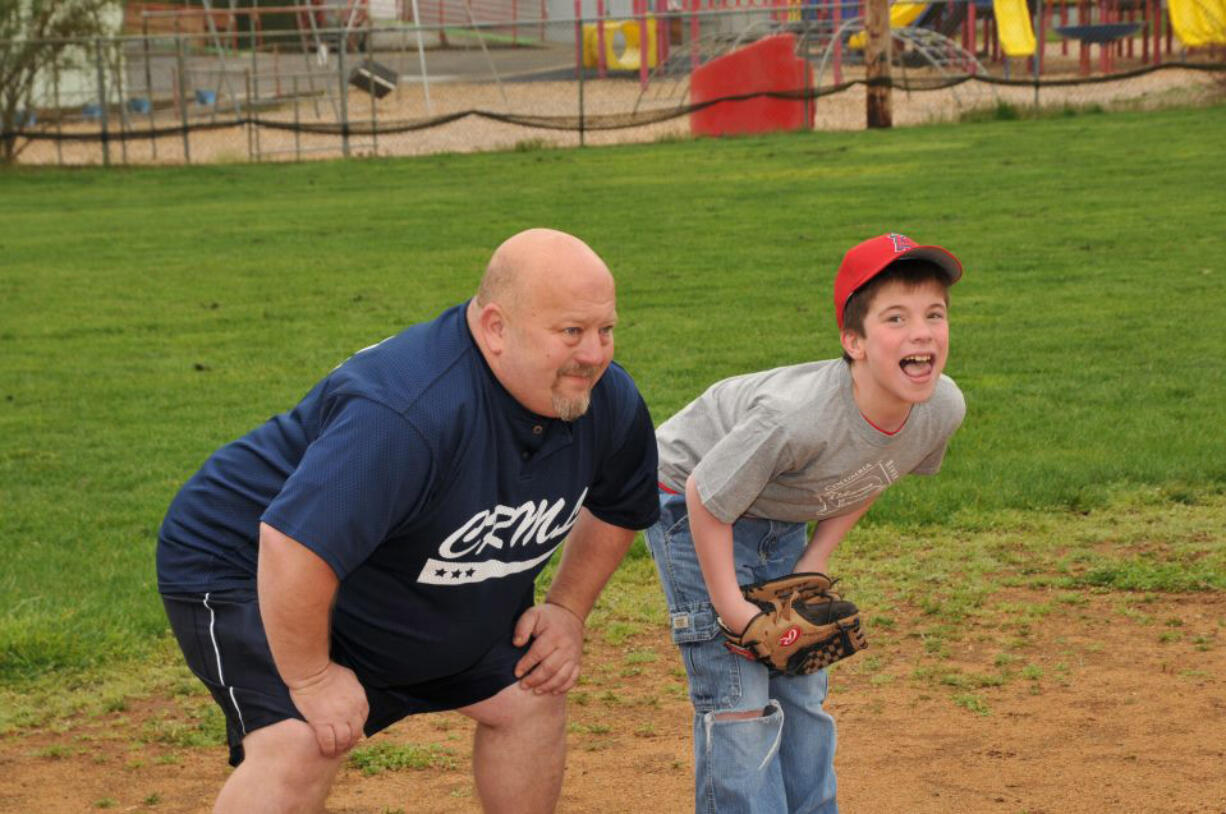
[511,601,585,695]
[287,661,370,758]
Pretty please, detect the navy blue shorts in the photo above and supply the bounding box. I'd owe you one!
[162,590,527,766]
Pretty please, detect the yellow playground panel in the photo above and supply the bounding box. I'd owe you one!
[582,18,660,70]
[993,0,1037,56]
[847,0,1036,57]
[1168,0,1226,46]
[847,2,929,49]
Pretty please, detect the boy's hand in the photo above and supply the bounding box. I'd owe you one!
[718,573,868,676]
[716,599,765,638]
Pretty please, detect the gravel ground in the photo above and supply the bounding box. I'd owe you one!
[14,47,1222,166]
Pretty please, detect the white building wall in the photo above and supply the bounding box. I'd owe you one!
[25,3,124,111]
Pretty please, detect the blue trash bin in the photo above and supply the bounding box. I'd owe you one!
[128,97,152,114]
[195,89,217,106]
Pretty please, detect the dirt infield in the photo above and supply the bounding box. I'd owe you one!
[2,587,1222,813]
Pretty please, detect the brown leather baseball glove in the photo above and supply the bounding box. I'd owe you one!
[718,572,867,676]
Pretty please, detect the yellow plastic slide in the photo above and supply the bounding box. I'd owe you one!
[582,18,659,70]
[848,2,930,49]
[992,0,1037,56]
[1168,0,1226,46]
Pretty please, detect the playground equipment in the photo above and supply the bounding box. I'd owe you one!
[690,33,812,135]
[992,0,1037,56]
[846,0,1035,60]
[136,2,373,120]
[295,0,371,54]
[632,6,992,119]
[1168,0,1226,46]
[1055,21,1141,72]
[622,0,1209,117]
[583,18,660,70]
[847,2,930,48]
[815,16,992,105]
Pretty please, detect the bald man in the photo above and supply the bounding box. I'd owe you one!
[157,229,660,813]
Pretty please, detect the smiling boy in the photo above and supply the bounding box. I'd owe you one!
[646,233,967,813]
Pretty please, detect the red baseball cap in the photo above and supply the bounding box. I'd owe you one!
[834,233,963,330]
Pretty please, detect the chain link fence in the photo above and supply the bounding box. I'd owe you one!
[3,0,1224,166]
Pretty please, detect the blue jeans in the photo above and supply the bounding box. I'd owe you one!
[646,492,838,814]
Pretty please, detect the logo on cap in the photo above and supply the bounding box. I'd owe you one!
[888,233,916,253]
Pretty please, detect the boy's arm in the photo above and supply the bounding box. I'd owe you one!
[685,474,762,635]
[794,495,879,575]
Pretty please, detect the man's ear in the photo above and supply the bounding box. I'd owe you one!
[840,328,865,362]
[478,303,508,355]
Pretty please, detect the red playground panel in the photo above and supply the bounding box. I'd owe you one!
[690,34,813,137]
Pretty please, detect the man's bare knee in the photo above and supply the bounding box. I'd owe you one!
[232,720,346,797]
[216,720,345,814]
[460,685,568,814]
[460,684,566,731]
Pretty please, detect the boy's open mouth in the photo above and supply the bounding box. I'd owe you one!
[900,353,935,378]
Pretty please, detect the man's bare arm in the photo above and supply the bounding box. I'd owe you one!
[512,508,635,694]
[257,522,369,757]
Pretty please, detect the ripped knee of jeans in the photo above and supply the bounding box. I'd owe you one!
[701,700,784,770]
[712,707,773,722]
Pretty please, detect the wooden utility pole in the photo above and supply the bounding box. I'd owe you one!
[864,0,892,128]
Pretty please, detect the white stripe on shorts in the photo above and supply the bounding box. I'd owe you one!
[202,592,247,735]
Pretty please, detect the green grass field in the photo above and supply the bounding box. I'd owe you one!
[1,104,1224,709]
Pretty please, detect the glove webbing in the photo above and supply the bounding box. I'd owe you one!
[786,616,868,675]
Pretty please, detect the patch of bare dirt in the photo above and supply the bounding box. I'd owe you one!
[1,589,1223,813]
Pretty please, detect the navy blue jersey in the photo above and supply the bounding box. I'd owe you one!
[157,302,659,686]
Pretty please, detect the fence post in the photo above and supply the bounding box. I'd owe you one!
[574,0,583,77]
[689,0,699,73]
[638,0,649,90]
[251,13,261,161]
[832,0,843,86]
[338,36,350,158]
[597,0,607,78]
[368,12,377,157]
[115,40,130,165]
[804,31,813,131]
[578,33,586,148]
[1033,0,1042,109]
[143,19,158,160]
[246,70,254,161]
[53,57,64,166]
[293,74,302,162]
[864,0,891,128]
[177,35,192,163]
[656,0,667,66]
[94,38,111,167]
[1152,0,1162,65]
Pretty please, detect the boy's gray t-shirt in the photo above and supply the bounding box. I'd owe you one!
[656,359,965,524]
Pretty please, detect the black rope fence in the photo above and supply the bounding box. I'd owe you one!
[4,0,1225,168]
[4,60,1220,146]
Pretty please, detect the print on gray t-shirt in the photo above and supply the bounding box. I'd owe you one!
[655,360,965,524]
